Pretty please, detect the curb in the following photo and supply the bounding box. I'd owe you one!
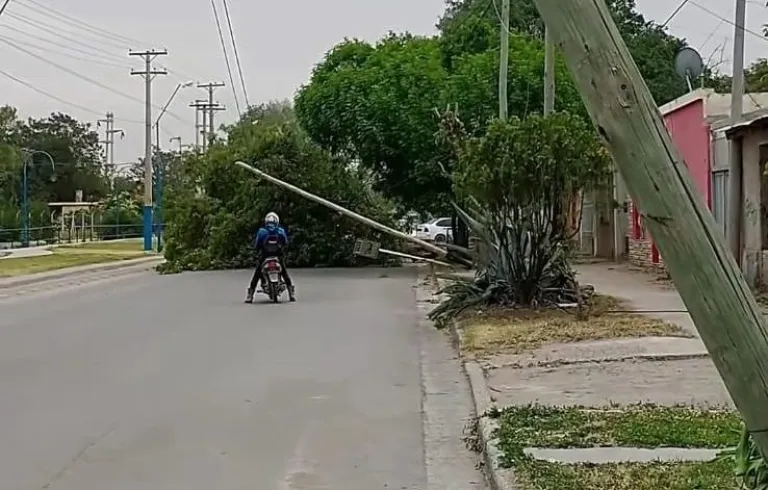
[0,256,164,289]
[450,319,521,490]
[432,271,520,490]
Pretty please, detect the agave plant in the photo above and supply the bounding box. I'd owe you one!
[719,423,768,489]
[429,201,585,328]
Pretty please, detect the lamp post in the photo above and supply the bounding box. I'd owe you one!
[152,81,193,252]
[154,81,194,154]
[20,149,55,247]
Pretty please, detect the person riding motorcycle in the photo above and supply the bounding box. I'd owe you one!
[245,212,296,303]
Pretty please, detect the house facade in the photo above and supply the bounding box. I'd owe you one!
[713,109,768,285]
[623,89,768,275]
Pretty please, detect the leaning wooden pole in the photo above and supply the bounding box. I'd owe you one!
[531,0,768,456]
[233,160,448,257]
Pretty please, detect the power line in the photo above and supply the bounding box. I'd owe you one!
[0,67,143,123]
[2,13,128,62]
[4,11,128,51]
[0,24,126,65]
[0,36,188,123]
[11,0,199,84]
[0,35,126,68]
[14,0,144,46]
[689,0,768,45]
[662,0,691,27]
[210,0,241,116]
[221,0,249,107]
[0,37,160,109]
[0,0,12,18]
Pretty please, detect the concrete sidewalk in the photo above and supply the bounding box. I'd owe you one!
[575,262,696,336]
[447,262,734,490]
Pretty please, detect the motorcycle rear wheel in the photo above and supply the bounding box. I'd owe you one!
[269,282,279,303]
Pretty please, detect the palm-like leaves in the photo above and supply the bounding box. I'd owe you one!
[719,424,768,489]
[429,202,584,327]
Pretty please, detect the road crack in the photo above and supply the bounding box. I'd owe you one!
[40,425,116,489]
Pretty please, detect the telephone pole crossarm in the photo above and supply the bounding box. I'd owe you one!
[198,81,225,145]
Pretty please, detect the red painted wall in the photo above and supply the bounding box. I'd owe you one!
[627,97,711,268]
[662,99,711,207]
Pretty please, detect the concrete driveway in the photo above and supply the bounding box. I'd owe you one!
[0,267,484,489]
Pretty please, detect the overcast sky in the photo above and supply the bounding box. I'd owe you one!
[0,0,765,167]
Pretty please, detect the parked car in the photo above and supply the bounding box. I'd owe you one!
[411,217,453,243]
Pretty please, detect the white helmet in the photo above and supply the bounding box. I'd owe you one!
[265,212,279,225]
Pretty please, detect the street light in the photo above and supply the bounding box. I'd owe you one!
[154,80,194,152]
[20,149,55,247]
[152,81,192,253]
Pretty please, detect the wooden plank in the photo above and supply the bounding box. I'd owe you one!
[532,0,768,454]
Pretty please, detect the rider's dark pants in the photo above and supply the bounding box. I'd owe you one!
[249,253,293,291]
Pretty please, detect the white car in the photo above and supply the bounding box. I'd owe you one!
[411,217,453,243]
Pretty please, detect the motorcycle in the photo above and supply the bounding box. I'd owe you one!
[260,257,287,303]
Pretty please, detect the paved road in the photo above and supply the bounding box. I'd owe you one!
[0,267,485,489]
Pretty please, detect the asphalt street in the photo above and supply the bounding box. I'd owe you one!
[0,266,485,489]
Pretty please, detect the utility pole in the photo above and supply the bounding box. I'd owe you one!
[498,0,510,121]
[531,0,768,459]
[190,100,217,150]
[200,104,208,150]
[191,99,206,148]
[543,28,555,115]
[130,48,167,252]
[97,112,124,180]
[98,112,125,239]
[727,0,747,263]
[198,82,225,144]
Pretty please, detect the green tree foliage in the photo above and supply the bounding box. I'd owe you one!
[0,107,108,204]
[161,102,398,271]
[296,34,452,214]
[99,191,142,239]
[443,34,585,134]
[296,0,688,216]
[430,113,612,324]
[704,58,768,93]
[438,0,689,105]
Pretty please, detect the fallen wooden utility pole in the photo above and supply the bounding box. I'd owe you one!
[531,0,768,457]
[233,160,448,257]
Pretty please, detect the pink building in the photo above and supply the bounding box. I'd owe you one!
[627,91,711,268]
[625,89,768,270]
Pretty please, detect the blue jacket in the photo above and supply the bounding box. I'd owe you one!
[254,223,288,253]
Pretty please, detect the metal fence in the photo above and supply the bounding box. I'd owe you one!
[0,208,161,249]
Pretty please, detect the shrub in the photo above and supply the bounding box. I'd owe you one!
[162,108,399,271]
[430,113,611,326]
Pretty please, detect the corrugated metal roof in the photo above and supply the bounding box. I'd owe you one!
[721,110,768,138]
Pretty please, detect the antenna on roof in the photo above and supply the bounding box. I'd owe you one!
[674,47,705,92]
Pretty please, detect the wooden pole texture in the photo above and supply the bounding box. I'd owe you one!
[531,0,768,456]
[498,0,510,121]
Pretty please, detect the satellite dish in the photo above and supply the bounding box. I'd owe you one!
[674,47,704,91]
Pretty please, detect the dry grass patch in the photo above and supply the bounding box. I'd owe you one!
[460,294,690,355]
